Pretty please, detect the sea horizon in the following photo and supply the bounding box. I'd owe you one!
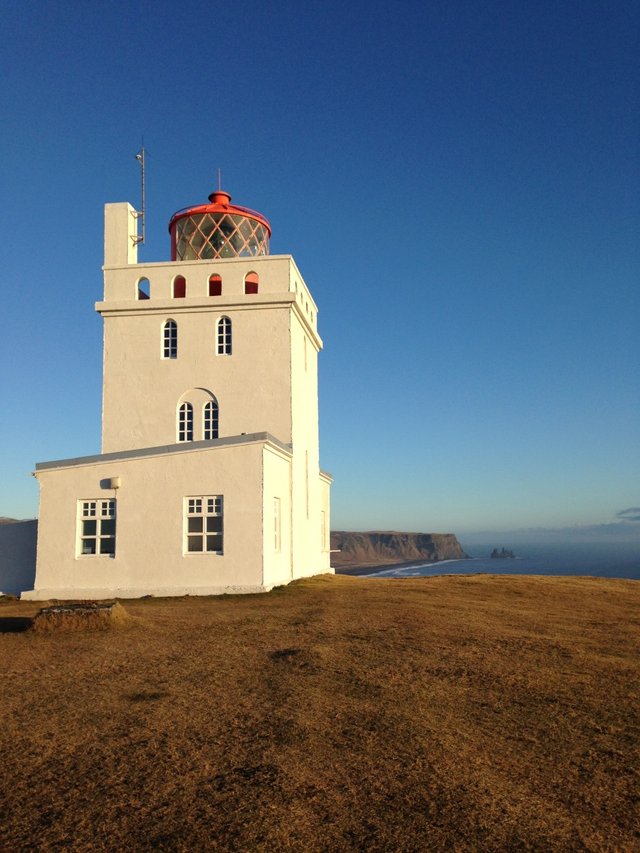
[358,540,640,581]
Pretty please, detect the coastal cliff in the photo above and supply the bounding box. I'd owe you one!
[330,531,468,569]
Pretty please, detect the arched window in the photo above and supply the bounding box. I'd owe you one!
[163,320,177,359]
[244,272,259,294]
[217,316,232,355]
[209,274,222,296]
[173,276,186,298]
[178,402,193,442]
[137,277,150,300]
[203,399,219,440]
[178,389,216,442]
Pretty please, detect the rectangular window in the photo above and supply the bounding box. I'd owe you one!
[274,497,281,551]
[185,496,223,554]
[78,499,116,556]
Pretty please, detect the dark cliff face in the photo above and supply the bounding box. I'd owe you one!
[330,531,468,569]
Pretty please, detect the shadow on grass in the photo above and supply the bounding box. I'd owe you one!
[0,617,33,633]
[124,691,170,703]
[270,648,302,660]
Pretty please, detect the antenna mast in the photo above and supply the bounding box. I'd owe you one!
[134,147,146,245]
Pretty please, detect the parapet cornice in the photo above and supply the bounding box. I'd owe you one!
[102,254,296,273]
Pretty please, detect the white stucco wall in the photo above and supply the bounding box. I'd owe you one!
[104,203,138,266]
[262,444,293,588]
[319,472,333,573]
[99,298,292,452]
[289,307,325,579]
[24,438,285,600]
[99,254,322,455]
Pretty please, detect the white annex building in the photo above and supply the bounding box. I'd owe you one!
[23,185,332,599]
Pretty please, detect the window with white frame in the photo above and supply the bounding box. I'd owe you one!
[274,497,281,551]
[178,402,193,441]
[217,316,232,355]
[163,320,178,358]
[78,499,116,556]
[185,496,223,553]
[203,399,219,440]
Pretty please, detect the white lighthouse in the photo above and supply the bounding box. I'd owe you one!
[24,184,332,599]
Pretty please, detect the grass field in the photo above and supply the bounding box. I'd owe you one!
[1,574,638,851]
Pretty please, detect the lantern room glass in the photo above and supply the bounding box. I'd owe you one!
[174,213,269,260]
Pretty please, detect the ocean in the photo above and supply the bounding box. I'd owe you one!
[358,541,640,581]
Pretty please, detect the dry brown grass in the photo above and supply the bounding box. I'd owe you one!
[1,574,638,851]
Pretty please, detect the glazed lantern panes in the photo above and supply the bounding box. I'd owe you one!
[169,188,271,261]
[174,213,270,260]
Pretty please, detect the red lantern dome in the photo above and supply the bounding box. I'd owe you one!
[169,188,271,261]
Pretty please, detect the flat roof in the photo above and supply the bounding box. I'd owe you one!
[35,433,292,472]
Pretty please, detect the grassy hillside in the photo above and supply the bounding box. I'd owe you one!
[1,574,638,851]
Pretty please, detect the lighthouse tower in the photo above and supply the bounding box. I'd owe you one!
[25,184,332,599]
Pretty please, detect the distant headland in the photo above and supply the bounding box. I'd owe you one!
[331,531,468,573]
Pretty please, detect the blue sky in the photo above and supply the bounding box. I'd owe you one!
[1,0,638,538]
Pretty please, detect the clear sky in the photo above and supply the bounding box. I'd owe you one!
[1,0,638,539]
